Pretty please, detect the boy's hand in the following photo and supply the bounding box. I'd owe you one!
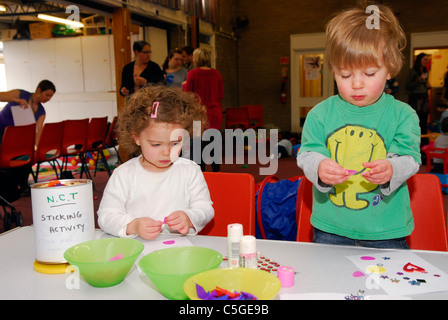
[127,217,163,240]
[318,158,350,185]
[361,159,393,185]
[165,211,193,235]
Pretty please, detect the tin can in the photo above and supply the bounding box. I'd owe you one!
[31,179,95,264]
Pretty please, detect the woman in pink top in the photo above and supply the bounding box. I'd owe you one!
[183,48,224,171]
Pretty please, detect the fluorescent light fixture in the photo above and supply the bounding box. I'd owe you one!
[37,14,84,28]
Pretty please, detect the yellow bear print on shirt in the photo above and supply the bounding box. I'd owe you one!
[326,125,387,210]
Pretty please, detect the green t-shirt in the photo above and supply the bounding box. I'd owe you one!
[299,93,421,240]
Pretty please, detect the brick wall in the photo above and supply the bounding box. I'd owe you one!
[215,0,239,111]
[215,0,448,132]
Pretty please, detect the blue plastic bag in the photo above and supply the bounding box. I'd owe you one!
[255,175,301,241]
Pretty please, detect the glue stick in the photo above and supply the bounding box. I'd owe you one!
[227,223,243,268]
[239,235,257,269]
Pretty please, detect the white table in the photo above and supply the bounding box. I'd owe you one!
[1,226,448,300]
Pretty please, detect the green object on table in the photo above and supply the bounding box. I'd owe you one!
[139,246,223,300]
[64,238,144,288]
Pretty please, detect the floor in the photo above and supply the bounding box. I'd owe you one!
[1,156,446,234]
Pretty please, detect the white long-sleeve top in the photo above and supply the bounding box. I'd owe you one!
[97,156,214,238]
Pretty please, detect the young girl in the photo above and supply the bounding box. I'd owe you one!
[97,85,213,240]
[297,5,421,249]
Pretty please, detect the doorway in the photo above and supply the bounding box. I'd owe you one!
[413,48,448,123]
[410,31,448,124]
[290,33,334,132]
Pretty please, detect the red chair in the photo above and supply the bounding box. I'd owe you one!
[80,117,111,179]
[0,123,35,230]
[424,147,448,175]
[296,174,448,251]
[243,105,263,128]
[31,121,64,182]
[295,176,313,242]
[407,174,448,251]
[199,172,255,237]
[59,118,89,176]
[0,123,36,169]
[103,116,121,165]
[225,107,250,130]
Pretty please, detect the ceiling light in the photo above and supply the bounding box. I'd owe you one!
[37,14,84,28]
[0,5,7,12]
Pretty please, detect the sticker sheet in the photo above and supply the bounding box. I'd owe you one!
[11,106,35,125]
[346,251,448,296]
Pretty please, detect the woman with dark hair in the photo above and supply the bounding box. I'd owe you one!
[0,79,56,197]
[406,52,431,134]
[120,40,165,96]
[162,49,188,88]
[0,79,56,144]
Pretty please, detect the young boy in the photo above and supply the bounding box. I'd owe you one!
[297,5,421,249]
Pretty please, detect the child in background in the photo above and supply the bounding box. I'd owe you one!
[297,4,421,249]
[98,85,213,239]
[437,99,448,127]
[272,131,293,159]
[431,117,448,173]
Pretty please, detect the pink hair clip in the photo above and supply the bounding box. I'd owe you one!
[151,101,159,119]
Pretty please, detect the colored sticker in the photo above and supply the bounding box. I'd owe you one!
[108,253,124,261]
[403,262,427,273]
[361,256,376,261]
[353,271,365,277]
[367,265,386,274]
[163,240,176,245]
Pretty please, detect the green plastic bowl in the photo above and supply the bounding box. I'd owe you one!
[64,238,144,287]
[139,246,223,300]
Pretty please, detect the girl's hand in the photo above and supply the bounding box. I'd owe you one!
[361,159,393,185]
[127,217,163,240]
[318,158,350,185]
[164,211,193,235]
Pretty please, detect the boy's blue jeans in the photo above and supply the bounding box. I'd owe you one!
[313,228,410,249]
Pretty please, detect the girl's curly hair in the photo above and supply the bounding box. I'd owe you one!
[117,85,209,155]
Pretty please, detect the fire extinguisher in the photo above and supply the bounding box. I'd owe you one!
[281,76,287,104]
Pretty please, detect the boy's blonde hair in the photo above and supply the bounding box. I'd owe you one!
[326,4,406,77]
[117,85,208,155]
[193,48,211,68]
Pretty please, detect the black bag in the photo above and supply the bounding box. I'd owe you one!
[0,169,21,203]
